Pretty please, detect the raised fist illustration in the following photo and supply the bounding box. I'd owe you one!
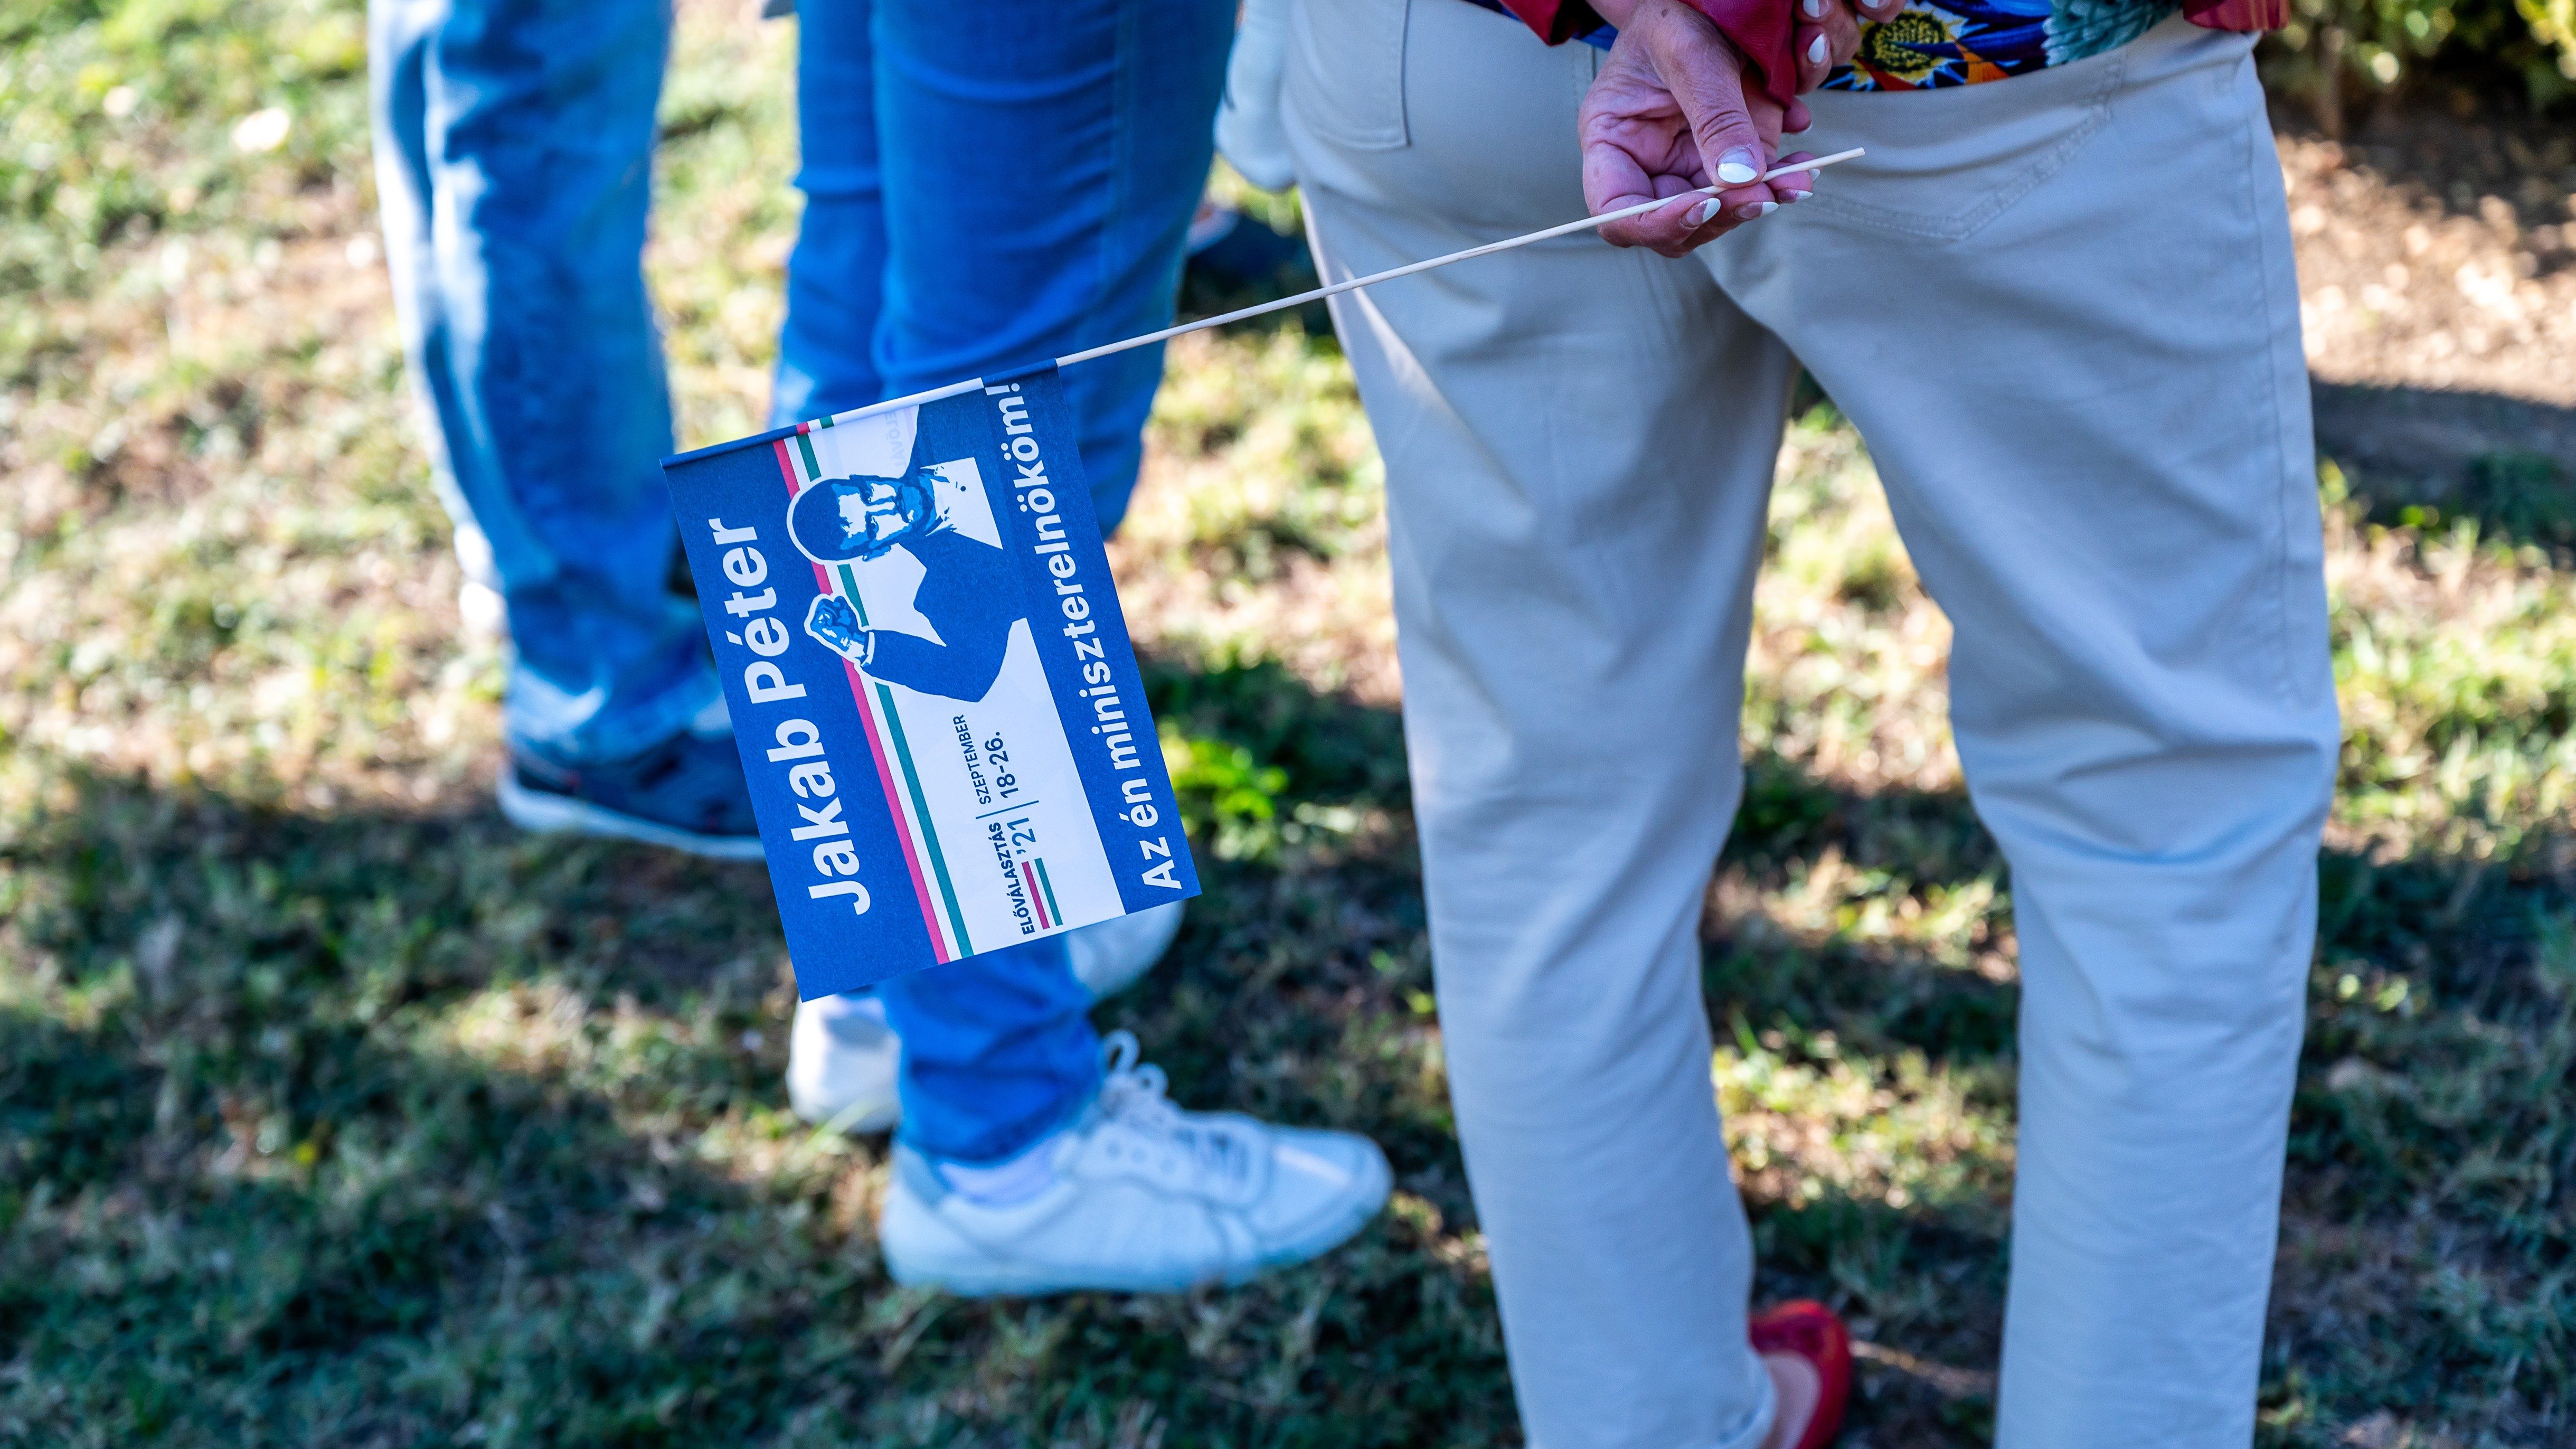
[805,594,873,665]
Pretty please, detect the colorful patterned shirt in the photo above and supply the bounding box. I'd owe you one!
[1821,0,2176,89]
[1473,0,2219,95]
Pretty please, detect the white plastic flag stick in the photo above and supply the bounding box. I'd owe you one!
[825,147,1865,426]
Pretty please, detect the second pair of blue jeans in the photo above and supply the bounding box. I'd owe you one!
[372,0,1231,1167]
[781,0,1232,1166]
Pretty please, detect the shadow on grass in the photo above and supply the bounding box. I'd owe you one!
[0,714,1507,1447]
[1121,654,2572,1444]
[2313,380,2576,552]
[4,654,2570,1444]
[0,773,845,1444]
[1678,730,2576,1443]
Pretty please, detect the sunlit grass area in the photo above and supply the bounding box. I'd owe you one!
[4,0,2572,1445]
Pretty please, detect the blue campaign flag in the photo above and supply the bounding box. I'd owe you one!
[662,365,1199,998]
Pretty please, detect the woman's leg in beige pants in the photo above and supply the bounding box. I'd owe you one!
[1703,23,2339,1446]
[1289,4,1791,1446]
[1290,3,2336,1446]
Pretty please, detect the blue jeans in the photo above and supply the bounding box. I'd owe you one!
[371,0,719,766]
[374,0,1230,1167]
[785,0,1231,1165]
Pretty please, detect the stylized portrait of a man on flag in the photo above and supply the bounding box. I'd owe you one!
[788,469,1021,702]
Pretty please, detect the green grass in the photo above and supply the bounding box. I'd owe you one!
[2,1,2571,1445]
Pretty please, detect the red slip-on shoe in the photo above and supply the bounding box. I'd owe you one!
[1749,1300,1853,1449]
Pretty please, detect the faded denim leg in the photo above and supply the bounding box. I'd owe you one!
[372,0,720,766]
[776,0,1231,1165]
[774,0,1233,530]
[871,936,1102,1165]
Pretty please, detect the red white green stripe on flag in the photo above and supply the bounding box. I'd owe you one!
[773,426,974,965]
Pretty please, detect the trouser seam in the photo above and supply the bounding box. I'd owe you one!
[2238,55,2309,716]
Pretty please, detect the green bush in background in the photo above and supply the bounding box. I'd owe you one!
[2267,0,2576,126]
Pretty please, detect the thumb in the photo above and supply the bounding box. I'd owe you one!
[1644,10,1769,187]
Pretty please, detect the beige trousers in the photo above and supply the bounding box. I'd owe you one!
[1284,6,2338,1447]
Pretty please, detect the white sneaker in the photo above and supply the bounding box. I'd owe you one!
[786,991,900,1133]
[879,1032,1391,1295]
[1065,900,1185,999]
[786,904,1185,1134]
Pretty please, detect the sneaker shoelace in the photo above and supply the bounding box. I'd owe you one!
[1091,1031,1256,1194]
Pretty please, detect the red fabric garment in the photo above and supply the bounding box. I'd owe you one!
[1492,0,1592,41]
[1493,0,1799,109]
[2184,0,2288,31]
[1678,0,1797,109]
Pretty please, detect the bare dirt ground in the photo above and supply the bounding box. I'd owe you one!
[2285,109,2576,495]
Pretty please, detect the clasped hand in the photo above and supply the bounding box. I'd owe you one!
[1582,0,1894,256]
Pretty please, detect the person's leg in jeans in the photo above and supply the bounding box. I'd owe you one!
[780,5,1383,1301]
[790,0,1384,1298]
[1288,4,1787,1443]
[866,0,1228,530]
[780,0,1228,524]
[775,0,1229,1162]
[768,0,886,428]
[371,0,756,854]
[1704,24,2338,1443]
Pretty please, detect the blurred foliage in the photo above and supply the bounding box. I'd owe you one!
[0,0,370,306]
[2269,0,2576,119]
[1162,728,1291,860]
[1149,652,1411,867]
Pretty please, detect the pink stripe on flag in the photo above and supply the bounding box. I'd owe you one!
[838,656,946,961]
[774,440,949,962]
[1021,861,1051,930]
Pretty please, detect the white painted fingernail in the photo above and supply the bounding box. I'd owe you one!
[1717,149,1761,185]
[1690,199,1722,225]
[1807,32,1828,63]
[1803,0,1827,15]
[1739,201,1779,220]
[1780,188,1807,204]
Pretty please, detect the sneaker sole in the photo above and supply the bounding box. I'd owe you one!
[881,1146,1394,1298]
[497,771,767,862]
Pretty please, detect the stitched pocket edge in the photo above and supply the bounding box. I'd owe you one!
[1801,50,2129,244]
